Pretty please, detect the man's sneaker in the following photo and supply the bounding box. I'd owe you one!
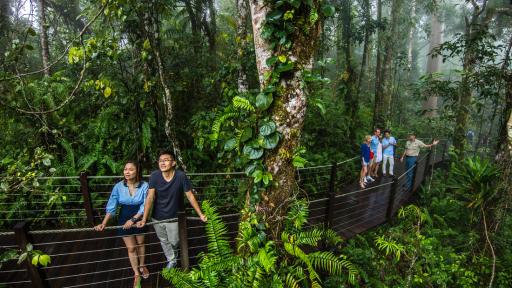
[366,176,375,182]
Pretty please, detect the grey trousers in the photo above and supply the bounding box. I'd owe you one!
[152,219,179,264]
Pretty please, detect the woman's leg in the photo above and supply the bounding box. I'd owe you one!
[135,234,149,277]
[123,236,140,276]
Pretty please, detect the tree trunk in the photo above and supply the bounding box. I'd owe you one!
[380,0,403,129]
[373,0,384,128]
[249,0,322,239]
[341,0,358,148]
[39,0,50,77]
[422,11,443,117]
[236,0,250,93]
[454,2,495,156]
[406,0,417,76]
[0,0,11,67]
[356,0,371,98]
[497,36,512,157]
[206,0,217,53]
[145,6,187,170]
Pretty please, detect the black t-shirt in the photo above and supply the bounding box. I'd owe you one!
[149,170,191,220]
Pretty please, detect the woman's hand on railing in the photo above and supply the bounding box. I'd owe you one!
[94,223,106,231]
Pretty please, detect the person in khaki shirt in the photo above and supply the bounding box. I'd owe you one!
[400,133,439,188]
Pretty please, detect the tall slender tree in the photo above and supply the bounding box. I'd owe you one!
[422,6,443,117]
[39,0,50,77]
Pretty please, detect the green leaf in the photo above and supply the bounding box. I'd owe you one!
[266,56,278,66]
[275,62,294,73]
[17,252,27,265]
[245,162,258,176]
[262,133,280,149]
[259,120,277,136]
[292,156,307,168]
[287,0,301,8]
[243,145,264,160]
[240,127,252,143]
[104,87,112,97]
[143,39,151,50]
[256,93,273,111]
[26,243,33,252]
[267,10,283,21]
[27,27,36,36]
[224,138,237,151]
[278,55,287,63]
[31,255,39,266]
[321,4,335,17]
[39,255,51,267]
[42,158,51,166]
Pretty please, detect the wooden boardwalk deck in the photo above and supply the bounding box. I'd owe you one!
[0,148,445,287]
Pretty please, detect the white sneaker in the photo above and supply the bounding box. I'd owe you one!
[166,261,177,269]
[366,176,375,182]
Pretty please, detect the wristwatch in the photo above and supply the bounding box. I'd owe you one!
[130,217,139,223]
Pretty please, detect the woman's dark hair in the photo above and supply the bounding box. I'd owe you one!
[124,160,142,184]
[158,149,175,160]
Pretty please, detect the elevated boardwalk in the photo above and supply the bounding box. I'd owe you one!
[0,143,447,287]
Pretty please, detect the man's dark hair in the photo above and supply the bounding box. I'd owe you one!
[374,128,381,133]
[384,129,391,134]
[158,149,175,160]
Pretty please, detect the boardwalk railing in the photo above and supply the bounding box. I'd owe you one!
[0,142,447,288]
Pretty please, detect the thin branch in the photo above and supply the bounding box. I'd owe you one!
[0,4,105,81]
[482,207,496,288]
[14,45,88,115]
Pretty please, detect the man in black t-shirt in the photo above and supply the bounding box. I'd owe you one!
[137,150,206,268]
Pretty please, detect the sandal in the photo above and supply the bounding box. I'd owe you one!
[139,266,150,279]
[133,274,141,288]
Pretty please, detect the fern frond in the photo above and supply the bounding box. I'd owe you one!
[161,268,200,288]
[308,251,358,284]
[232,96,255,112]
[284,272,302,288]
[285,200,309,230]
[374,236,405,260]
[211,111,239,141]
[283,242,319,282]
[202,201,233,259]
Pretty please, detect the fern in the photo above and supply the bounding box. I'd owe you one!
[211,111,239,141]
[285,199,309,230]
[309,251,358,284]
[202,201,233,259]
[375,235,405,260]
[162,268,199,288]
[232,96,255,112]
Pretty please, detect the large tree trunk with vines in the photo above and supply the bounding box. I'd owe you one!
[39,0,50,77]
[249,0,322,239]
[422,10,442,117]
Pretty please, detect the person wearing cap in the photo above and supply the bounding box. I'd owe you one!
[401,133,439,188]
